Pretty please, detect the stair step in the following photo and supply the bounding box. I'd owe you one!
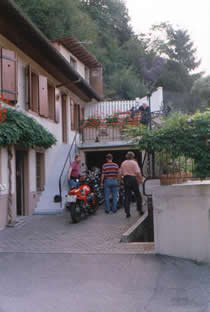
[33,208,64,215]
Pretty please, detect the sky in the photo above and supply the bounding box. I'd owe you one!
[125,0,210,75]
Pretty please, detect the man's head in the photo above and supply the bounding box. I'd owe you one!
[142,102,148,109]
[75,154,81,163]
[105,153,113,162]
[126,151,135,160]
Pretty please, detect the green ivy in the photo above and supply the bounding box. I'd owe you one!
[126,111,210,178]
[0,108,56,148]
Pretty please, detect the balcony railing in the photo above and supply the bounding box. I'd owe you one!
[80,112,144,144]
[81,126,122,143]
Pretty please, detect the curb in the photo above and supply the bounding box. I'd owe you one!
[33,209,64,215]
[120,209,148,243]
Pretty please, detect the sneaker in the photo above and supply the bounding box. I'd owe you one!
[138,210,144,216]
[105,210,110,214]
[126,213,131,218]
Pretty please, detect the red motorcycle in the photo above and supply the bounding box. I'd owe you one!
[65,172,100,223]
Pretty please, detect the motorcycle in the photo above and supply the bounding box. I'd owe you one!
[65,169,104,223]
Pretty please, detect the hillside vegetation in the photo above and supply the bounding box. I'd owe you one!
[14,0,207,112]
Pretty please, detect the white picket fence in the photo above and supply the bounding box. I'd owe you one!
[85,87,163,118]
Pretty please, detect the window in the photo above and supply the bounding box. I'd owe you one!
[74,104,80,131]
[0,48,18,103]
[71,102,80,131]
[70,100,74,130]
[70,56,77,70]
[36,152,45,192]
[26,66,53,120]
[31,72,39,113]
[48,83,55,121]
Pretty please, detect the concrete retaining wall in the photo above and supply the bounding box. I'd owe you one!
[153,182,210,263]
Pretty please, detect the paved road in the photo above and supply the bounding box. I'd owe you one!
[0,206,152,254]
[0,205,209,311]
[0,253,209,312]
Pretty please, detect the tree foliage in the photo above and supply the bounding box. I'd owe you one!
[14,0,203,107]
[142,22,200,72]
[14,0,98,41]
[139,22,202,98]
[127,112,210,178]
[191,76,210,103]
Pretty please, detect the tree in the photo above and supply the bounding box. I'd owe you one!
[191,76,210,103]
[81,0,133,44]
[141,22,200,72]
[14,0,99,41]
[107,67,147,100]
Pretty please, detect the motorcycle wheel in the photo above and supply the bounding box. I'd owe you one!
[88,199,98,215]
[70,202,81,223]
[98,190,104,205]
[99,197,104,206]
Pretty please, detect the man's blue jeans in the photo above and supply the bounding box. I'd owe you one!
[104,178,118,212]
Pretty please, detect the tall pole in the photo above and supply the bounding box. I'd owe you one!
[147,91,152,131]
[147,89,155,177]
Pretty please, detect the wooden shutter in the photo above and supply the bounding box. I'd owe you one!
[36,152,45,192]
[48,83,55,120]
[74,104,80,130]
[77,104,80,130]
[70,99,75,130]
[0,48,18,103]
[80,106,84,133]
[39,75,48,117]
[25,65,31,110]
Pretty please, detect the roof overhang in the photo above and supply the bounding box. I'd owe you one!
[0,0,102,101]
[52,36,102,69]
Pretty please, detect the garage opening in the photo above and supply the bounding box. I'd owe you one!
[85,149,142,170]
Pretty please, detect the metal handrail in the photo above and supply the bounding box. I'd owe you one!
[57,130,78,205]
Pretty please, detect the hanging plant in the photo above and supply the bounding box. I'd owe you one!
[0,108,56,148]
[0,108,57,226]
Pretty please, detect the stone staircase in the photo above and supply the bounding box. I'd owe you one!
[34,144,74,215]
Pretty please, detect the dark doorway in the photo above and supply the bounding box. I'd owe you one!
[16,151,26,216]
[86,150,142,171]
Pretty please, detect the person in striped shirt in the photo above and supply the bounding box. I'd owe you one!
[101,154,119,214]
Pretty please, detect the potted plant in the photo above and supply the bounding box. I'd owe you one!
[83,115,103,142]
[83,115,102,129]
[105,114,119,127]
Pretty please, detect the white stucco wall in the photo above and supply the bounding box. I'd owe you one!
[59,45,86,80]
[0,34,86,215]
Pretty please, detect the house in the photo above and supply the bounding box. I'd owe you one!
[0,0,102,229]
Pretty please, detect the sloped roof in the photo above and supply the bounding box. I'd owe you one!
[52,36,102,68]
[0,0,102,101]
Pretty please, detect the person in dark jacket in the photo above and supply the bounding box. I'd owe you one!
[139,102,150,125]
